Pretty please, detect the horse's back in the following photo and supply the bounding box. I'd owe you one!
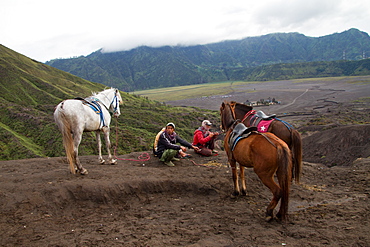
[54,100,82,124]
[262,132,289,148]
[242,131,287,148]
[55,99,85,114]
[268,121,292,145]
[232,132,281,166]
[236,132,291,164]
[54,99,100,131]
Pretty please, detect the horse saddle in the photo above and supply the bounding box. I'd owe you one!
[75,97,106,127]
[229,123,257,151]
[255,110,276,120]
[75,97,102,114]
[249,110,276,130]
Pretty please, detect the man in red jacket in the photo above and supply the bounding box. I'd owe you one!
[192,120,219,156]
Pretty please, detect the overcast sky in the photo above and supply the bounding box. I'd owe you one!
[1,0,370,62]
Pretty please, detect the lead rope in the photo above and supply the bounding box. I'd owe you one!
[189,159,219,169]
[113,118,151,162]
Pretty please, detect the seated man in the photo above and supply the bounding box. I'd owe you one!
[153,123,199,167]
[192,120,219,156]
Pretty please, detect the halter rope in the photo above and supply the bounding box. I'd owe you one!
[189,159,219,169]
[113,118,151,162]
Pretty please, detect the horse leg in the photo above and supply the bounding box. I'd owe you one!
[255,169,281,222]
[73,132,88,175]
[102,127,117,165]
[265,182,281,222]
[230,160,240,198]
[96,131,105,164]
[239,165,247,196]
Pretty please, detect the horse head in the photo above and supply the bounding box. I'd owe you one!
[220,101,238,132]
[233,102,253,118]
[95,88,123,118]
[110,88,123,118]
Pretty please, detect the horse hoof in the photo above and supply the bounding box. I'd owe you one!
[276,213,285,222]
[110,159,117,165]
[80,168,88,175]
[265,216,273,222]
[230,192,239,199]
[99,160,105,165]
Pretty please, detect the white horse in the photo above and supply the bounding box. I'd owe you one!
[54,88,123,175]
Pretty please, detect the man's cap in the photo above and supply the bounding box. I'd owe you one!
[166,122,175,128]
[202,120,212,126]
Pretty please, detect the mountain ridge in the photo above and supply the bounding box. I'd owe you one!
[46,28,370,91]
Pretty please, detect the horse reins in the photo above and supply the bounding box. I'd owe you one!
[259,133,277,148]
[241,110,256,123]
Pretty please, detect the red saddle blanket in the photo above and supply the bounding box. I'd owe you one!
[255,119,274,133]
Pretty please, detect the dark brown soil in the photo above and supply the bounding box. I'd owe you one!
[1,77,369,246]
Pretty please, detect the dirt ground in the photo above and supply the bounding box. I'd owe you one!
[1,77,370,246]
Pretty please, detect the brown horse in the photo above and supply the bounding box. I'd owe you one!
[220,101,294,221]
[230,101,302,182]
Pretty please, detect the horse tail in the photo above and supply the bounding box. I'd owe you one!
[54,105,76,174]
[291,129,302,183]
[276,143,292,221]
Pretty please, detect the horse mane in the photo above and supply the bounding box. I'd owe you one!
[91,87,112,96]
[233,101,253,112]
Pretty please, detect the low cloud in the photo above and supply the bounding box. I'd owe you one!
[2,0,369,62]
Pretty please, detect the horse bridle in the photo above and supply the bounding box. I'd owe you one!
[220,102,240,132]
[99,89,120,116]
[110,90,120,115]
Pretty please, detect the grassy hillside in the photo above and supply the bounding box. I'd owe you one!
[0,45,219,161]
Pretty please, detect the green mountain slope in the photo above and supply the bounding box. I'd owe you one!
[46,28,370,91]
[0,45,219,161]
[227,59,370,81]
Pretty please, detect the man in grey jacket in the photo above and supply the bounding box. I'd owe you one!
[154,123,199,166]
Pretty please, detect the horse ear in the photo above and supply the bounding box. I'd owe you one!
[229,102,236,111]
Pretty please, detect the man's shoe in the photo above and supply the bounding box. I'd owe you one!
[164,161,175,167]
[172,157,180,161]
